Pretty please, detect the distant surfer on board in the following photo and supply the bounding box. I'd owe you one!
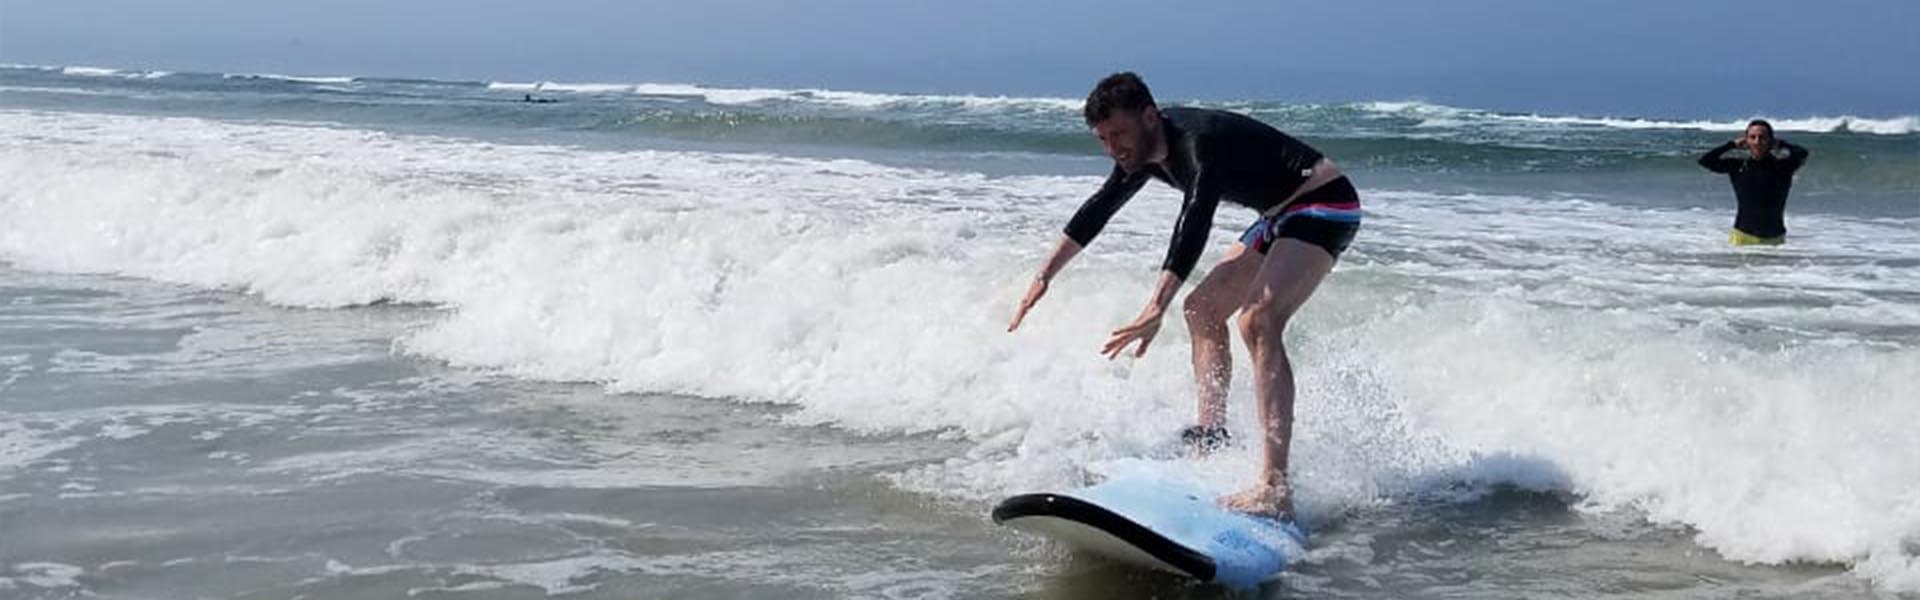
[1007,72,1361,519]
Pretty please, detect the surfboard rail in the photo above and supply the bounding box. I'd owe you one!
[992,491,1217,580]
[991,475,1306,588]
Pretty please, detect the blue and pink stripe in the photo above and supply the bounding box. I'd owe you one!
[1279,200,1362,223]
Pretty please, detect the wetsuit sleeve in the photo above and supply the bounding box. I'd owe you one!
[1698,141,1738,173]
[1062,165,1151,246]
[1780,141,1810,171]
[1160,170,1221,281]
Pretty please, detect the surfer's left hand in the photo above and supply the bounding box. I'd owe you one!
[1102,308,1164,359]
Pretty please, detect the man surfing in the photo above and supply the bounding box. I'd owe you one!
[1007,72,1360,519]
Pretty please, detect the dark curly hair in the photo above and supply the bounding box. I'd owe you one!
[1083,72,1157,127]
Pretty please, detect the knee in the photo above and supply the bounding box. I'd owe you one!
[1236,301,1290,344]
[1183,293,1230,328]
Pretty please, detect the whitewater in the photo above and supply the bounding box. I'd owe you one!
[2,67,1917,598]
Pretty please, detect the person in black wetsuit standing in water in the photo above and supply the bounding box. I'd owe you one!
[1006,72,1361,519]
[1698,119,1809,245]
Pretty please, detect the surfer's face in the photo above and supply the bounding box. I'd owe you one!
[1093,107,1160,172]
[1744,124,1774,157]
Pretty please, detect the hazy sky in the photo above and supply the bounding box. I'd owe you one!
[3,0,1915,116]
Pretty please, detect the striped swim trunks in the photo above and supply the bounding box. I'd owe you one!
[1238,176,1362,259]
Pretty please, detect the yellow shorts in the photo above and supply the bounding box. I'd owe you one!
[1729,229,1785,246]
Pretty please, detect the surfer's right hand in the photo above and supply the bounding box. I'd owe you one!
[1008,277,1049,332]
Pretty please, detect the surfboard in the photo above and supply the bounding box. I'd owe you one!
[991,475,1307,588]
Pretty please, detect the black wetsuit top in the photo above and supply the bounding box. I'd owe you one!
[1698,141,1809,239]
[1063,107,1325,280]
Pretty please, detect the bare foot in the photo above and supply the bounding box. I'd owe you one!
[1220,482,1294,520]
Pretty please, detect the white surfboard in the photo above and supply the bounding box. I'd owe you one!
[991,475,1307,588]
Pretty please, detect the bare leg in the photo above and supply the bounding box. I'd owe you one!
[1221,238,1334,519]
[1182,243,1263,436]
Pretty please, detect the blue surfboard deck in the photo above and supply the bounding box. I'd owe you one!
[991,475,1307,588]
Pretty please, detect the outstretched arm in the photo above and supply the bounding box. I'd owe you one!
[1102,171,1220,358]
[1159,169,1221,282]
[1063,165,1151,246]
[1009,166,1148,332]
[1008,236,1082,331]
[1101,270,1183,359]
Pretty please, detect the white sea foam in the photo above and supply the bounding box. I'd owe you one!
[487,81,1915,134]
[226,72,356,85]
[0,85,123,97]
[15,62,1911,135]
[0,421,83,475]
[3,109,1917,590]
[1364,100,1920,135]
[0,563,84,590]
[54,66,171,79]
[60,66,126,77]
[487,80,1084,112]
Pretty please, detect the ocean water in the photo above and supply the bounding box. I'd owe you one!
[1,64,1917,599]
